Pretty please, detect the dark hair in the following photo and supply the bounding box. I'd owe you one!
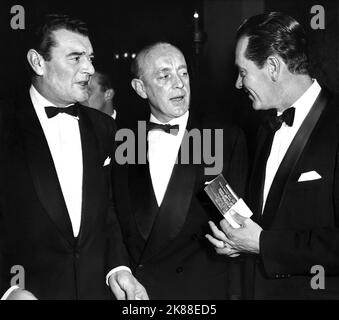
[236,12,309,75]
[131,41,182,78]
[95,71,113,92]
[29,14,89,61]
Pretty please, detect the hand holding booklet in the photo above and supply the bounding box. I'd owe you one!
[204,174,253,228]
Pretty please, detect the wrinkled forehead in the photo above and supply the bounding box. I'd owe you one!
[142,44,187,74]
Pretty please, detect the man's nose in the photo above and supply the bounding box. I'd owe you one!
[82,57,95,75]
[235,74,242,89]
[173,74,184,88]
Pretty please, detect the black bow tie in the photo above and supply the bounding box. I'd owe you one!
[147,122,179,135]
[45,105,78,119]
[267,107,295,132]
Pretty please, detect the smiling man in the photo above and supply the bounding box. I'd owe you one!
[0,14,147,300]
[206,12,339,299]
[113,42,248,299]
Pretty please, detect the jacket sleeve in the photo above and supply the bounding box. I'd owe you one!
[104,118,131,274]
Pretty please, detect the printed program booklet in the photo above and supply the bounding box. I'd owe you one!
[204,174,252,228]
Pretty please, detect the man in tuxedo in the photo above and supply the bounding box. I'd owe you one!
[113,42,248,299]
[207,12,339,299]
[0,14,147,300]
[83,70,117,119]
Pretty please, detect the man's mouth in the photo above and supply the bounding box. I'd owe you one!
[170,95,185,102]
[244,89,254,100]
[77,80,89,87]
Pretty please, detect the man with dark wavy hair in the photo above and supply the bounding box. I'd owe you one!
[0,14,148,300]
[207,12,339,299]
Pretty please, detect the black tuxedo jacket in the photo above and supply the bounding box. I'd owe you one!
[245,89,339,299]
[114,114,248,299]
[0,92,129,299]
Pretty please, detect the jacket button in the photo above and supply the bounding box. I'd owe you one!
[176,267,183,273]
[138,264,144,270]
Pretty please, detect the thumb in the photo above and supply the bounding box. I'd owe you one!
[229,209,246,226]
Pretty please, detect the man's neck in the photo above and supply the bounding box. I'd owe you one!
[100,101,115,117]
[32,78,69,108]
[278,74,313,112]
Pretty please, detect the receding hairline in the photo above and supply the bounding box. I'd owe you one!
[134,42,185,78]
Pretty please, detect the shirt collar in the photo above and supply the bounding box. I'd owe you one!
[29,84,76,121]
[279,79,321,128]
[149,110,189,127]
[148,110,189,139]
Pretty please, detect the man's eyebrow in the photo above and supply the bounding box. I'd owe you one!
[157,65,188,73]
[157,67,171,73]
[66,51,95,58]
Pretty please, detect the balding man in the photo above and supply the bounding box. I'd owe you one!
[113,42,248,299]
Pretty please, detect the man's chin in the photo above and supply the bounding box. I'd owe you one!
[75,93,89,104]
[251,101,263,111]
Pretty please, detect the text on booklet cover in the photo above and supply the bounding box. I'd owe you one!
[204,174,252,228]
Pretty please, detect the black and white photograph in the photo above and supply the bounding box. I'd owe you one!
[0,0,339,307]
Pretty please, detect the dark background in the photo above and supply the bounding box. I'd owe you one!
[1,0,338,160]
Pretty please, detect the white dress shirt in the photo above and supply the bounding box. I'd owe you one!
[262,79,321,211]
[148,111,189,206]
[30,85,83,237]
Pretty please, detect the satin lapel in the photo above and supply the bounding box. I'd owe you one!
[129,163,159,241]
[248,126,273,223]
[17,93,74,245]
[141,114,198,261]
[128,125,159,241]
[77,106,103,243]
[262,90,328,229]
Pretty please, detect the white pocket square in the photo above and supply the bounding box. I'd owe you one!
[103,156,111,167]
[298,171,321,182]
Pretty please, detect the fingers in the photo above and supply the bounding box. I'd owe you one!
[205,233,240,257]
[229,209,246,226]
[208,221,229,242]
[110,271,150,300]
[7,288,38,300]
[220,217,235,236]
[109,277,126,300]
[124,280,136,300]
[216,245,240,257]
[205,233,225,249]
[135,281,149,300]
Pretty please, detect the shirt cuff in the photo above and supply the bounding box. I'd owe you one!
[106,266,132,286]
[1,286,20,300]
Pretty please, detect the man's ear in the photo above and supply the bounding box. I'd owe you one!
[266,56,280,82]
[27,49,45,76]
[104,88,115,101]
[131,78,148,99]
